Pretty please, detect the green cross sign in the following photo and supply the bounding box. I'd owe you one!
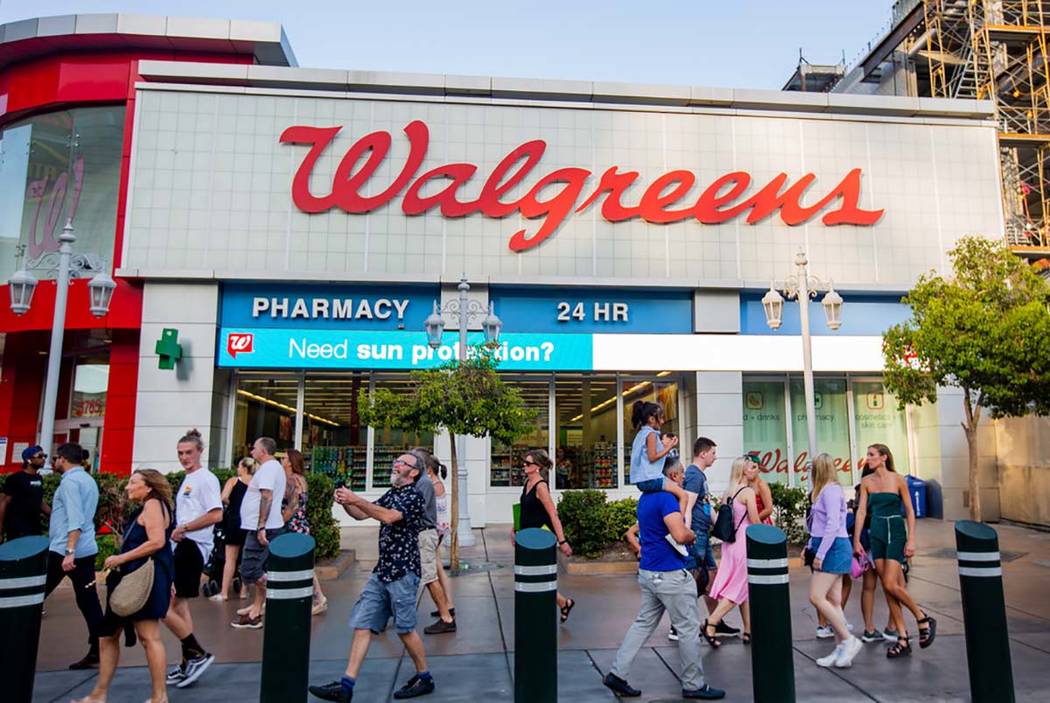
[155,328,183,370]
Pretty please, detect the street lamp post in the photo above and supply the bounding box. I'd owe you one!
[7,220,117,462]
[762,250,843,487]
[424,276,503,547]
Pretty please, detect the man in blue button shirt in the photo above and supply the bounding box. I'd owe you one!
[43,442,104,670]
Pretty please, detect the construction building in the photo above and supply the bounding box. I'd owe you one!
[789,0,1050,273]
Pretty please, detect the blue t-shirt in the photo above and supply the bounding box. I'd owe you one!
[682,464,712,531]
[629,426,663,484]
[638,492,688,572]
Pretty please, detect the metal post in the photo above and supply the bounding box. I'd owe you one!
[746,524,795,703]
[39,220,76,461]
[0,536,50,703]
[795,251,818,467]
[514,528,557,703]
[955,520,1015,703]
[260,533,316,703]
[455,276,475,547]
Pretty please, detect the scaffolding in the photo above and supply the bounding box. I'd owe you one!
[924,0,1050,253]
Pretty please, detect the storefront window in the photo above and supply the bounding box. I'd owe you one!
[232,374,299,459]
[851,380,911,474]
[554,374,619,489]
[71,361,109,418]
[491,376,551,488]
[302,374,368,492]
[743,378,791,484]
[790,377,852,485]
[369,374,434,490]
[620,375,681,487]
[0,106,124,280]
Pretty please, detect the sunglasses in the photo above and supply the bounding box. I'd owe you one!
[33,453,47,460]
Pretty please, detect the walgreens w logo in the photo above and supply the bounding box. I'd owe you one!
[227,333,254,358]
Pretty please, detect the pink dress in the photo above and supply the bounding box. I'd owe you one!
[709,498,752,604]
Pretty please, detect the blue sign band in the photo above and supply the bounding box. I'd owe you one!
[218,329,594,371]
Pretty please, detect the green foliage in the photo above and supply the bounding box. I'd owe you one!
[883,236,1050,417]
[94,534,118,571]
[604,497,639,546]
[769,482,810,547]
[305,472,340,561]
[358,344,538,443]
[557,489,610,558]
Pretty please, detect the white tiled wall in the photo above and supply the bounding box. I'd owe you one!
[124,88,1004,287]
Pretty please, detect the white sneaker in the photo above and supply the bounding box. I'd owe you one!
[664,533,689,556]
[835,637,863,668]
[815,625,834,639]
[816,643,844,667]
[846,621,855,632]
[668,626,680,641]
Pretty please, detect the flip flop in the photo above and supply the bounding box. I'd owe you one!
[559,598,576,623]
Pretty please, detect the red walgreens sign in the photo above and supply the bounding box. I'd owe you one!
[281,120,883,253]
[227,333,254,358]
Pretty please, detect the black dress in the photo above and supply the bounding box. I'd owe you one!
[100,500,175,638]
[224,480,249,547]
[520,479,554,531]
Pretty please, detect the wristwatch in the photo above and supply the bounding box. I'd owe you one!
[65,548,75,556]
[558,540,568,545]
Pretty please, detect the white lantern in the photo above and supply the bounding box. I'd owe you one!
[87,270,117,318]
[822,285,844,331]
[482,302,502,343]
[762,286,785,330]
[424,301,445,349]
[8,268,38,316]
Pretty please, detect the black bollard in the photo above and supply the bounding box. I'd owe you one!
[514,527,557,703]
[260,533,316,703]
[956,520,1015,703]
[0,536,50,703]
[746,524,795,703]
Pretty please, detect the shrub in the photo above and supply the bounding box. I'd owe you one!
[604,497,639,545]
[557,489,609,558]
[305,472,340,561]
[770,482,810,546]
[94,534,119,571]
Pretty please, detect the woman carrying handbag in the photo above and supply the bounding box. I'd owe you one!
[74,469,175,703]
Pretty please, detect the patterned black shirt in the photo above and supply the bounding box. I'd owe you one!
[373,484,426,582]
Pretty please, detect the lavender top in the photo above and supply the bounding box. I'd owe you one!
[809,483,848,561]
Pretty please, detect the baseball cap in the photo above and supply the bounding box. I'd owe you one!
[22,445,44,462]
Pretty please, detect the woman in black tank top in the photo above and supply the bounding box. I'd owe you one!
[217,457,255,601]
[516,449,576,623]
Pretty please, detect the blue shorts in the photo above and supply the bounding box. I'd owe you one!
[349,572,420,634]
[809,537,852,575]
[690,529,715,571]
[635,477,665,493]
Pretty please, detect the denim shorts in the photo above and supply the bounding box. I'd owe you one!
[349,572,420,634]
[635,477,665,493]
[690,529,715,571]
[809,537,853,575]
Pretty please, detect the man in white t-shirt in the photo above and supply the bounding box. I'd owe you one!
[164,429,223,689]
[232,436,287,629]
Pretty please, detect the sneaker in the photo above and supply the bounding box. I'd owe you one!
[861,629,884,643]
[166,663,187,686]
[430,607,455,618]
[668,625,680,641]
[393,674,435,699]
[423,618,457,635]
[846,621,855,632]
[308,680,351,702]
[230,613,263,629]
[682,684,726,700]
[835,637,863,668]
[177,652,215,688]
[68,650,99,670]
[714,621,740,637]
[208,593,225,602]
[816,643,844,668]
[602,672,641,697]
[665,533,690,557]
[815,625,834,640]
[882,628,899,643]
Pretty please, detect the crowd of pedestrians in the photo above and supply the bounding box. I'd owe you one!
[0,415,938,701]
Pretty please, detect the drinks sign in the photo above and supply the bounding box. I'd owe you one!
[280,120,884,253]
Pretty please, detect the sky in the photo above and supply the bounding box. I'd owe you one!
[0,1,895,89]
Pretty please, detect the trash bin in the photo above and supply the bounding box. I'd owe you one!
[906,475,927,518]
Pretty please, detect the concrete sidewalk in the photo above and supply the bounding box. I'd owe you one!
[32,519,1050,701]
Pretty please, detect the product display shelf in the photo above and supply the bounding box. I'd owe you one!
[310,445,367,491]
[491,446,527,487]
[587,442,618,488]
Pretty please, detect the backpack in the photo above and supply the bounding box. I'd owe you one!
[711,487,748,543]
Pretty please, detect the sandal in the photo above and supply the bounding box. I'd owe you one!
[742,631,751,645]
[559,598,576,623]
[918,614,937,649]
[702,620,722,648]
[887,635,911,658]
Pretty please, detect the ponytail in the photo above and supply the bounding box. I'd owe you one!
[631,400,664,430]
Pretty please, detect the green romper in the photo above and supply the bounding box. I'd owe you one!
[869,492,907,563]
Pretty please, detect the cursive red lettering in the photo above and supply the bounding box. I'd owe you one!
[333,121,428,213]
[280,125,343,213]
[477,140,546,218]
[638,170,696,224]
[575,167,642,221]
[509,167,591,252]
[401,164,479,217]
[819,168,884,225]
[695,172,752,224]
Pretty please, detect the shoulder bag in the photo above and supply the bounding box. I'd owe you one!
[108,558,155,617]
[711,487,748,543]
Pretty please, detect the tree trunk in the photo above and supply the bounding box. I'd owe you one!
[962,388,983,522]
[448,434,460,575]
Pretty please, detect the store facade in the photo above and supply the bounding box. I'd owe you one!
[112,57,1005,524]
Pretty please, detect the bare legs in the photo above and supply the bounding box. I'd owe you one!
[817,574,851,628]
[810,572,849,643]
[74,621,168,703]
[435,546,455,612]
[875,559,925,637]
[426,580,452,622]
[162,597,192,640]
[220,544,242,600]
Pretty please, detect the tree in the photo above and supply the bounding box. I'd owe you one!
[882,236,1050,521]
[358,345,537,572]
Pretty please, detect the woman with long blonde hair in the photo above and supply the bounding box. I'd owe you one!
[703,456,760,648]
[807,454,862,668]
